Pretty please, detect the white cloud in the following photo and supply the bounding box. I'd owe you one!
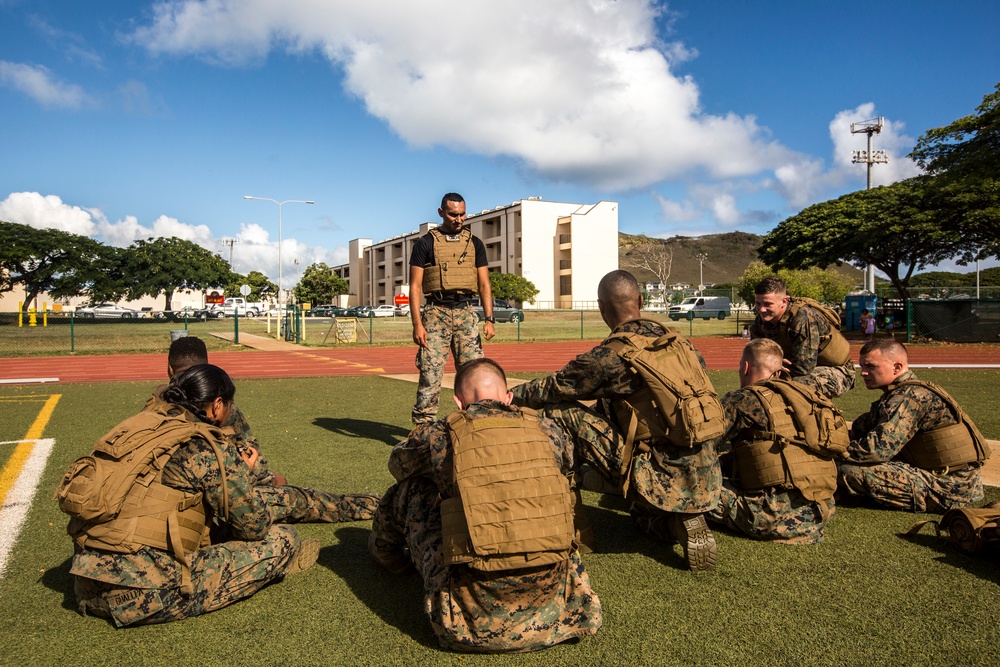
[828,103,922,186]
[129,0,801,190]
[655,194,700,223]
[0,60,91,108]
[0,191,344,287]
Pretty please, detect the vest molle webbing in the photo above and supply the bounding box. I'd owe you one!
[422,228,478,295]
[440,408,575,572]
[734,380,847,502]
[894,379,991,470]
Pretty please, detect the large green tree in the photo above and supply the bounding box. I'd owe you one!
[227,270,278,302]
[488,272,540,304]
[293,262,349,305]
[0,221,113,308]
[736,261,856,309]
[910,82,1000,179]
[758,176,999,300]
[121,237,235,310]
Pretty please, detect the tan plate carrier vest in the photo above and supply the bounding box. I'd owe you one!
[440,408,576,572]
[754,297,851,367]
[603,323,726,495]
[734,379,849,508]
[422,228,478,296]
[56,406,229,594]
[894,380,991,471]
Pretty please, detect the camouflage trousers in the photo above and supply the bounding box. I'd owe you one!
[534,401,721,514]
[412,303,483,425]
[837,460,984,513]
[793,362,856,399]
[255,485,379,524]
[370,477,603,653]
[706,481,831,545]
[74,524,301,627]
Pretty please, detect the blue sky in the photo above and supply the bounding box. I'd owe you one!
[1,0,997,285]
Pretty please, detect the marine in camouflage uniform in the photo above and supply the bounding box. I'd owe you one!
[838,368,984,512]
[710,387,831,544]
[751,277,855,399]
[71,408,308,627]
[408,193,495,425]
[368,399,602,653]
[512,269,722,574]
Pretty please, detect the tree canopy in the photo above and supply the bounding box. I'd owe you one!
[736,261,857,309]
[121,237,235,310]
[488,272,540,304]
[293,262,349,305]
[228,270,277,303]
[910,82,1000,179]
[0,221,109,308]
[758,176,999,300]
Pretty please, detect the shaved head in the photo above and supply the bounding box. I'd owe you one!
[597,270,643,329]
[859,338,907,361]
[453,358,511,408]
[739,338,784,386]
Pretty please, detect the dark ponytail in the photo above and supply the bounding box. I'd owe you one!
[162,364,236,419]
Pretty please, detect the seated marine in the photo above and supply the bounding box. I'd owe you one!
[709,339,848,544]
[368,358,602,653]
[837,339,990,512]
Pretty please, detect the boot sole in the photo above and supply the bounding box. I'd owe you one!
[289,538,320,574]
[681,515,717,572]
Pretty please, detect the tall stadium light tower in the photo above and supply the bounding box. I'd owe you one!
[243,196,314,312]
[221,237,239,269]
[851,117,889,293]
[696,253,708,295]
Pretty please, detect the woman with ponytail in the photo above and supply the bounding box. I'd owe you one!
[65,363,319,627]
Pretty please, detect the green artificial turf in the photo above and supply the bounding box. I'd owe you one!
[0,374,998,666]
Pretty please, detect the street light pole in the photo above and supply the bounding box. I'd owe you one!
[243,196,314,312]
[696,253,708,295]
[850,118,889,293]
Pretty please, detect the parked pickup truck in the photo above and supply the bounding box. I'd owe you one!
[209,297,265,318]
[668,296,731,321]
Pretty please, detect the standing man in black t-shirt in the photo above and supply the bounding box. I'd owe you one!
[408,193,495,425]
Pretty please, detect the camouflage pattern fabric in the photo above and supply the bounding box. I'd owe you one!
[255,485,379,524]
[705,386,833,544]
[750,303,855,398]
[148,384,274,485]
[369,400,602,653]
[412,303,484,425]
[71,425,303,626]
[511,319,721,515]
[838,370,984,512]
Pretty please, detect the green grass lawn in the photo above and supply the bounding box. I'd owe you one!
[1,373,998,667]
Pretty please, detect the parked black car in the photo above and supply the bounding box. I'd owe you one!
[470,298,524,323]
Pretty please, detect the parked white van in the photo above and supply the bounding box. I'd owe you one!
[668,296,732,321]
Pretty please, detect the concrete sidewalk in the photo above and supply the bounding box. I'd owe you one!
[209,331,303,351]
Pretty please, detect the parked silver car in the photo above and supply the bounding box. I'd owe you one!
[75,302,140,319]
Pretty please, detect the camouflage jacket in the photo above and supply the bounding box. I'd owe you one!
[70,409,272,589]
[751,299,835,376]
[846,370,960,464]
[389,400,574,487]
[511,319,674,421]
[147,385,272,484]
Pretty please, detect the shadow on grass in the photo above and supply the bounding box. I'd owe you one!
[582,499,691,571]
[321,526,439,650]
[899,532,1000,586]
[41,556,78,612]
[312,417,410,445]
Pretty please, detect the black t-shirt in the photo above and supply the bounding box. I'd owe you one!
[410,231,488,305]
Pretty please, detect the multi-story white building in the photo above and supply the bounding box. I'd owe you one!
[332,198,619,310]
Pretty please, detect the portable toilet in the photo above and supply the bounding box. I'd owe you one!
[844,292,877,332]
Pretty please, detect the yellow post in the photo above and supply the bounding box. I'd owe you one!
[29,308,37,327]
[43,302,48,326]
[18,301,23,327]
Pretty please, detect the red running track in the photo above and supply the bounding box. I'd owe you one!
[2,338,1000,385]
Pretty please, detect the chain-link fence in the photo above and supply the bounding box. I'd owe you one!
[907,299,1000,343]
[0,308,763,357]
